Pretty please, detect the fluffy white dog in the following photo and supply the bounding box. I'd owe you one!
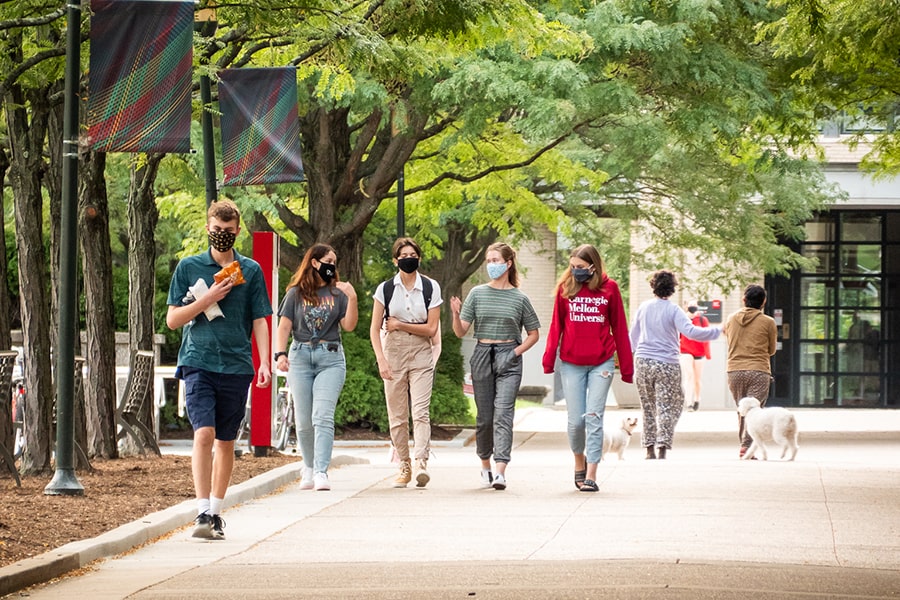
[602,417,639,460]
[737,397,799,461]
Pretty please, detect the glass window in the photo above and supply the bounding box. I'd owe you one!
[840,244,881,274]
[801,244,834,273]
[799,342,835,371]
[799,277,835,307]
[800,309,835,340]
[804,217,835,242]
[799,374,834,406]
[841,215,881,242]
[839,278,880,307]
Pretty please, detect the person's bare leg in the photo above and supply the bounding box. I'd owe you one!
[192,427,215,500]
[212,439,236,499]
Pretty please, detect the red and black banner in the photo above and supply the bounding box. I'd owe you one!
[86,0,193,153]
[218,67,305,186]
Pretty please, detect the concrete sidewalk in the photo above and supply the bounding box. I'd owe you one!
[3,407,900,599]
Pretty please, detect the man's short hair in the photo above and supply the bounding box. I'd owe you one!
[744,284,766,309]
[207,199,241,224]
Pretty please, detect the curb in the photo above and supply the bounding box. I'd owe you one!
[0,461,308,597]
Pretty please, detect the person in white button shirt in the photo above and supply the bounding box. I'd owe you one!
[370,237,443,489]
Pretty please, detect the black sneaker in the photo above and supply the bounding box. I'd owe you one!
[192,512,215,539]
[211,514,226,540]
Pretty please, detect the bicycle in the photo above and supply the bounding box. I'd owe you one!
[234,384,295,454]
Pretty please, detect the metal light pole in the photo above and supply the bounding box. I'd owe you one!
[397,167,405,238]
[195,2,218,207]
[45,0,85,496]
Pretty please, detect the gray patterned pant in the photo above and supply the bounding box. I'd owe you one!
[470,342,522,464]
[728,370,771,447]
[635,357,684,449]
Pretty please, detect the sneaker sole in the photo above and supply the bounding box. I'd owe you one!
[415,473,430,488]
[492,480,506,490]
[299,481,314,490]
[393,481,409,488]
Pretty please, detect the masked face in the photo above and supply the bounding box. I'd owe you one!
[316,261,337,283]
[486,262,509,280]
[208,229,237,253]
[571,267,593,283]
[397,257,419,274]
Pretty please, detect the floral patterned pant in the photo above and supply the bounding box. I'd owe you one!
[728,370,771,447]
[635,357,684,449]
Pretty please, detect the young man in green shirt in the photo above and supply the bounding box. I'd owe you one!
[166,200,272,539]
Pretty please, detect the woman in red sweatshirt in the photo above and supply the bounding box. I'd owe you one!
[542,244,634,492]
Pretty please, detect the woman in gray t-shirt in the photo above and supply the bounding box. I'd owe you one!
[274,243,358,491]
[450,242,540,491]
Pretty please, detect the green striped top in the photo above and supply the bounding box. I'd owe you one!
[459,284,541,341]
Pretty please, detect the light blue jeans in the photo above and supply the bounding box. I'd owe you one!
[288,342,346,474]
[560,357,615,464]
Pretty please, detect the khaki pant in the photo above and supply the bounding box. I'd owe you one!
[383,331,434,462]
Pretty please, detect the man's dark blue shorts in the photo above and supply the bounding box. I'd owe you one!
[181,367,254,441]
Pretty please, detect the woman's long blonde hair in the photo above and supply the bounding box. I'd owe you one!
[554,244,607,299]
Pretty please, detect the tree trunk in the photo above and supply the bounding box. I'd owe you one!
[79,151,119,459]
[121,154,162,456]
[0,147,13,452]
[4,83,55,474]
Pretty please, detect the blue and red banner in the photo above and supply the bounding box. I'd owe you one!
[86,0,193,153]
[218,67,305,186]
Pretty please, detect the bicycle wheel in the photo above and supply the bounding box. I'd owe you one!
[273,389,291,451]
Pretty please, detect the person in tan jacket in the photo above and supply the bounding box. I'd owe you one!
[723,284,778,457]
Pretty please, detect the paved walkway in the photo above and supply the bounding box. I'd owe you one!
[2,406,899,599]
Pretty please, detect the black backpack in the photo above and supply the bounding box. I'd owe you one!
[381,276,434,320]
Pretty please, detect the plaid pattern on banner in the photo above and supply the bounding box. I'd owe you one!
[86,0,193,153]
[218,67,305,186]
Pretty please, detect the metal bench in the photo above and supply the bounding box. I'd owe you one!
[116,350,161,456]
[0,350,21,485]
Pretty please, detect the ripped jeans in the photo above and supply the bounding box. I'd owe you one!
[560,357,615,463]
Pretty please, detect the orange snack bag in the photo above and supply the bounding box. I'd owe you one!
[213,261,246,286]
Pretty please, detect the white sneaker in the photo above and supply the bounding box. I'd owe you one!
[480,469,493,489]
[313,471,330,491]
[299,467,314,490]
[492,473,506,491]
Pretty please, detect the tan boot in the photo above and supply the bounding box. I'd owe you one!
[393,460,412,488]
[415,459,430,488]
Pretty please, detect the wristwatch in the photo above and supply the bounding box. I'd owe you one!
[273,351,287,361]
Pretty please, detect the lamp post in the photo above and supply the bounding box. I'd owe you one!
[45,0,84,496]
[195,1,218,207]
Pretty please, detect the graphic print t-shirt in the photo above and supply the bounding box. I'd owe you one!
[278,286,348,343]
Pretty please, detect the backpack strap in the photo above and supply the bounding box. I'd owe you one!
[382,276,433,322]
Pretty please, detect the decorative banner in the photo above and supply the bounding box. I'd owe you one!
[218,67,305,186]
[86,0,193,153]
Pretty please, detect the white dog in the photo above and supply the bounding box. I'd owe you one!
[737,397,799,461]
[602,417,639,460]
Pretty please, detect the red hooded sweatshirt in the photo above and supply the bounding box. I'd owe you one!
[542,276,635,383]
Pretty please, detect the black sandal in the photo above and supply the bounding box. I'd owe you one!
[579,479,599,492]
[574,469,586,490]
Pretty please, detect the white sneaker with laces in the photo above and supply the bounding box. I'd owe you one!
[314,471,330,491]
[480,469,493,489]
[492,473,507,491]
[299,466,314,490]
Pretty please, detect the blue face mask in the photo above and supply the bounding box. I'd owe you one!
[487,262,509,280]
[571,267,593,283]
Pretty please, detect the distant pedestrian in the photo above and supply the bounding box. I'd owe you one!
[679,302,711,411]
[450,242,540,490]
[722,284,777,458]
[274,244,358,491]
[542,244,633,492]
[369,237,442,489]
[629,270,720,459]
[166,199,272,540]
